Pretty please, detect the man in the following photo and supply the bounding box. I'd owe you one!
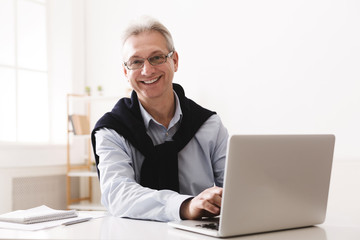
[91,17,228,222]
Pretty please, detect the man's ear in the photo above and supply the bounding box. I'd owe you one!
[123,64,129,79]
[172,51,179,72]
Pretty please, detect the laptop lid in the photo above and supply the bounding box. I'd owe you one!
[169,134,335,237]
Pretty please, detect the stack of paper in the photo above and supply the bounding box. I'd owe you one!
[0,205,78,224]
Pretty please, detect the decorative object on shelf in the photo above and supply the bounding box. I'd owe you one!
[91,162,97,172]
[85,86,91,96]
[97,85,103,96]
[69,115,90,135]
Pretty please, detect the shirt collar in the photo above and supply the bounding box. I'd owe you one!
[138,91,183,130]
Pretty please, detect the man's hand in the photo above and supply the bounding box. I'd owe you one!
[180,186,223,220]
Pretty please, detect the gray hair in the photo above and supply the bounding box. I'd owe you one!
[122,16,175,53]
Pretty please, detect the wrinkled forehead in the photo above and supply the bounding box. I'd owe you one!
[122,31,168,61]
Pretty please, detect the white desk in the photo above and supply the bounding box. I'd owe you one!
[0,213,359,240]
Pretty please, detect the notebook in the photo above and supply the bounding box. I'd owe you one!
[0,205,78,224]
[168,134,335,237]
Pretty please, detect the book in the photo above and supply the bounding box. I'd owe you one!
[0,205,78,224]
[69,114,90,135]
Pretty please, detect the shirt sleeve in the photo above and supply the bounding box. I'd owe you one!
[95,128,192,222]
[210,115,229,187]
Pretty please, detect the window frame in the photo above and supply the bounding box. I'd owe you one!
[0,0,50,143]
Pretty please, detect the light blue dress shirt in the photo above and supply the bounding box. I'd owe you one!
[95,92,229,222]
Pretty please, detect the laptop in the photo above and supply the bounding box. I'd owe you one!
[168,134,335,237]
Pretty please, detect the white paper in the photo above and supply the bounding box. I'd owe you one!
[0,211,106,231]
[0,205,77,224]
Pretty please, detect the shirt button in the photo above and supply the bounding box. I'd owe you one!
[166,132,169,136]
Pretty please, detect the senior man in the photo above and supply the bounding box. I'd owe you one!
[92,17,228,222]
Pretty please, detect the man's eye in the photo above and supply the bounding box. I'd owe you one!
[149,55,165,63]
[131,59,144,65]
[152,56,162,60]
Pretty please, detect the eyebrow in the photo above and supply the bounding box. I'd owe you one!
[128,50,167,59]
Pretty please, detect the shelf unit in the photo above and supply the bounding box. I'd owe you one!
[66,93,105,211]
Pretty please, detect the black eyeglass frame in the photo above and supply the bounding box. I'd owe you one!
[124,51,174,70]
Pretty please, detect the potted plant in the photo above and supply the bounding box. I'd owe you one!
[97,85,103,96]
[85,86,91,96]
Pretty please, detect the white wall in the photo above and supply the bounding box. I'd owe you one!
[0,0,84,213]
[83,1,360,223]
[1,0,359,218]
[0,0,84,167]
[84,0,360,162]
[48,0,87,144]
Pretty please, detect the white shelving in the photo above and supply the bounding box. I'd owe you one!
[68,171,98,177]
[66,93,119,211]
[66,94,93,211]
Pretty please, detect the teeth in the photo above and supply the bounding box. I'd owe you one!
[143,77,159,84]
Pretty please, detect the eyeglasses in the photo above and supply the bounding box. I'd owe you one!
[124,51,174,70]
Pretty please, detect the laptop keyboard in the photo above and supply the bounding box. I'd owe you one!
[195,222,219,231]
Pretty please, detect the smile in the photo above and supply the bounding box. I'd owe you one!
[142,76,160,84]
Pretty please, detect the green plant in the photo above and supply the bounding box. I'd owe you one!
[85,86,91,95]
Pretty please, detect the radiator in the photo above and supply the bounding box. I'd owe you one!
[12,175,73,210]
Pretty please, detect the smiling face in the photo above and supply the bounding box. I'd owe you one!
[123,30,178,104]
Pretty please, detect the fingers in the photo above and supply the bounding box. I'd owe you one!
[197,187,222,214]
[200,198,220,216]
[180,186,223,220]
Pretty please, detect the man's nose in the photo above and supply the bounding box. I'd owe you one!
[141,60,156,75]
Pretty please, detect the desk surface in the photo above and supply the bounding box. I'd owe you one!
[0,213,359,240]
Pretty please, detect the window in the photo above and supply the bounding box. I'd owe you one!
[0,0,49,143]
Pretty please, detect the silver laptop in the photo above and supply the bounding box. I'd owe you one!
[168,134,335,237]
